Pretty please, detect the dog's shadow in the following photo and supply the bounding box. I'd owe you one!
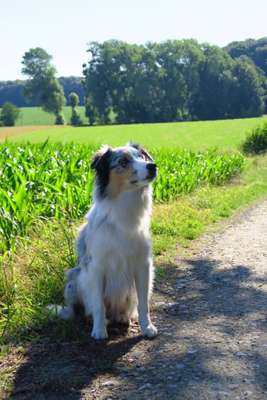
[10,318,143,399]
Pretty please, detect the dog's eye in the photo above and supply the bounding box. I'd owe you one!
[119,157,129,168]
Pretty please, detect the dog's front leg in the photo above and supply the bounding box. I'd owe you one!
[135,262,158,338]
[84,269,108,340]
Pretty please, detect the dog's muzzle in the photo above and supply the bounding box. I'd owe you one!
[146,163,157,180]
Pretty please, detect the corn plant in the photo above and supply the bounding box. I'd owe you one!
[0,142,244,255]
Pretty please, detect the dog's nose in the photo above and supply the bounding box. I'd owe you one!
[146,163,157,178]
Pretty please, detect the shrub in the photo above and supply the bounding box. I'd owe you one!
[0,102,20,126]
[241,122,267,155]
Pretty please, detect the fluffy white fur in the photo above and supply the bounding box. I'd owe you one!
[59,144,157,340]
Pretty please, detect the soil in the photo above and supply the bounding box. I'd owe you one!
[2,199,267,400]
[0,126,59,140]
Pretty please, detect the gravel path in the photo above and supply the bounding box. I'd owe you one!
[6,200,267,399]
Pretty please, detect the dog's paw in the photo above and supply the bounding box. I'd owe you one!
[91,326,108,340]
[58,307,74,320]
[115,314,131,326]
[141,324,158,338]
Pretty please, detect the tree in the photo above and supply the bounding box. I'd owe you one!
[83,40,265,124]
[189,45,264,120]
[0,102,20,126]
[68,92,82,126]
[85,95,98,125]
[189,45,235,120]
[226,38,267,76]
[231,57,265,117]
[83,40,203,123]
[21,48,66,124]
[0,77,85,108]
[225,38,267,112]
[69,92,79,108]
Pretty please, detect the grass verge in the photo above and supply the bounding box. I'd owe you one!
[153,155,267,258]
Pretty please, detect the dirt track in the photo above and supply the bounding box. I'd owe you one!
[0,126,57,140]
[5,199,267,399]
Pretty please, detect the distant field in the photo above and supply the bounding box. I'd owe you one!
[14,106,87,126]
[7,116,267,151]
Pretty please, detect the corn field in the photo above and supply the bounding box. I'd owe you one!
[0,141,244,255]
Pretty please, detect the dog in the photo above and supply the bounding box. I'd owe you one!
[59,142,158,340]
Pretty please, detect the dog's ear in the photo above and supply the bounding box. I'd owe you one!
[91,145,112,171]
[128,142,154,162]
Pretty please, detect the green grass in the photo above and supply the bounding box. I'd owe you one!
[9,115,267,151]
[14,106,87,126]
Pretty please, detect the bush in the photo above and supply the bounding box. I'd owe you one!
[0,102,20,126]
[241,122,267,155]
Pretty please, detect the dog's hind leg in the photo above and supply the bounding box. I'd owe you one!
[59,280,77,320]
[119,292,138,325]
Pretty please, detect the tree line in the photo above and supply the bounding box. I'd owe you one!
[0,77,84,107]
[83,39,266,124]
[1,38,267,126]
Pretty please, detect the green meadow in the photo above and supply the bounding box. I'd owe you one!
[15,106,87,126]
[7,114,267,152]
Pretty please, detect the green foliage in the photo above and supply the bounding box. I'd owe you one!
[22,47,55,77]
[226,38,267,112]
[153,149,244,201]
[85,96,97,125]
[0,102,20,126]
[21,48,66,120]
[83,40,265,124]
[68,92,82,126]
[0,77,85,108]
[241,122,267,154]
[0,142,244,256]
[68,92,79,108]
[190,47,265,120]
[226,37,267,77]
[55,113,65,125]
[42,78,66,116]
[70,109,82,126]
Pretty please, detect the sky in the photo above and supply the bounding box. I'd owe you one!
[1,0,267,80]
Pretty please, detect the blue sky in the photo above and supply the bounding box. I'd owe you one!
[1,0,267,80]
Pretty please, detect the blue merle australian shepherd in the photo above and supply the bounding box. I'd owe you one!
[59,142,158,340]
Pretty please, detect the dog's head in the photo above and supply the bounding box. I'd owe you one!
[91,142,157,199]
